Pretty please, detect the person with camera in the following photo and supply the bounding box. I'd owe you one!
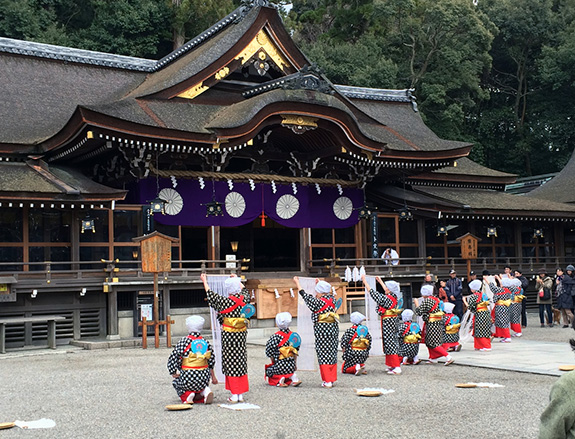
[536,268,554,328]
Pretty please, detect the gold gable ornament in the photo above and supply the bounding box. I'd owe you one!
[281,115,318,134]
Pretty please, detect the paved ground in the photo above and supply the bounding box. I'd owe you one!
[0,313,573,438]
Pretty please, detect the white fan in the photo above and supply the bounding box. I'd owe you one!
[225,192,246,218]
[276,194,300,219]
[158,188,184,215]
[333,196,353,220]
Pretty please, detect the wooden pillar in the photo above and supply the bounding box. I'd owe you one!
[417,218,426,260]
[299,228,308,272]
[107,287,119,340]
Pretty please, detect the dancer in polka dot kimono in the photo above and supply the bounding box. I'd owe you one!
[442,302,462,352]
[265,312,302,387]
[362,274,403,375]
[167,315,217,404]
[340,312,372,375]
[294,276,339,388]
[489,275,512,343]
[465,279,492,351]
[398,309,421,365]
[509,278,525,337]
[415,285,454,365]
[201,273,249,403]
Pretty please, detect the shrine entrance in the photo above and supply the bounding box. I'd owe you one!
[221,219,300,272]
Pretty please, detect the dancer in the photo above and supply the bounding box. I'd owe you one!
[201,273,249,403]
[398,309,421,365]
[362,274,403,375]
[341,311,372,375]
[509,278,525,337]
[294,276,339,388]
[489,275,512,342]
[466,279,492,351]
[167,315,216,404]
[442,302,462,352]
[415,285,454,365]
[265,312,301,387]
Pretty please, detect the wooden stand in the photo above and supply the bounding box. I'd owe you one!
[133,232,179,349]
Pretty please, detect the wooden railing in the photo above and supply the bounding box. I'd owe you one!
[308,256,570,279]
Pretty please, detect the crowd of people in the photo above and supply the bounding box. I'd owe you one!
[165,266,575,406]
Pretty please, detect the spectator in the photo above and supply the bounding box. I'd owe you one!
[536,268,554,328]
[539,339,575,438]
[446,269,463,319]
[560,265,575,328]
[381,248,399,266]
[438,280,449,302]
[514,269,529,327]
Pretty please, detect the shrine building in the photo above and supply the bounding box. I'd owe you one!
[1,0,575,347]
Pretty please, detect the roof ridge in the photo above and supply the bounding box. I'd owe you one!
[0,1,271,72]
[335,85,418,109]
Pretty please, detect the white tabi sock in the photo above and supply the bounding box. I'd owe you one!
[202,386,212,398]
[291,373,299,382]
[230,394,239,402]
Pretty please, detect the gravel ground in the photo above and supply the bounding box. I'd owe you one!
[1,315,567,439]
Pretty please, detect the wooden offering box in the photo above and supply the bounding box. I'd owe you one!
[245,278,347,320]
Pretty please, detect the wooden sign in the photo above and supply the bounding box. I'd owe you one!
[456,233,481,260]
[133,231,179,273]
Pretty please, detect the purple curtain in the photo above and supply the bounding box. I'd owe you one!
[138,178,363,228]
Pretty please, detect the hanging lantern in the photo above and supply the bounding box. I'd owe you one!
[487,226,497,238]
[205,199,223,217]
[437,225,448,236]
[81,216,95,234]
[533,228,544,239]
[149,197,166,215]
[358,205,372,220]
[398,207,413,221]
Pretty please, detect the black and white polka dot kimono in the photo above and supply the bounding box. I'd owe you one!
[340,324,372,370]
[415,297,445,349]
[467,293,492,338]
[167,333,215,396]
[509,286,523,329]
[206,289,248,378]
[489,282,511,337]
[398,321,420,360]
[368,288,401,359]
[265,329,298,378]
[299,290,339,366]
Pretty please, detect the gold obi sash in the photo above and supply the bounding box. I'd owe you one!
[428,311,445,322]
[278,346,299,360]
[351,338,370,350]
[318,312,339,323]
[382,308,402,318]
[513,295,525,303]
[496,299,512,307]
[222,317,248,332]
[477,301,490,312]
[182,351,211,370]
[403,334,421,344]
[446,323,461,334]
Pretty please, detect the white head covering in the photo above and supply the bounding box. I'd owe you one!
[401,309,414,322]
[350,312,366,325]
[186,315,205,333]
[224,277,242,295]
[443,302,455,314]
[421,285,434,296]
[275,312,292,329]
[501,277,512,288]
[315,280,332,294]
[385,280,400,296]
[469,280,482,292]
[510,278,521,288]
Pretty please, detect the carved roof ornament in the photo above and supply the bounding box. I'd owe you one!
[281,115,318,135]
[243,64,335,98]
[238,0,275,19]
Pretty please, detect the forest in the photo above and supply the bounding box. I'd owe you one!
[1,0,574,177]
